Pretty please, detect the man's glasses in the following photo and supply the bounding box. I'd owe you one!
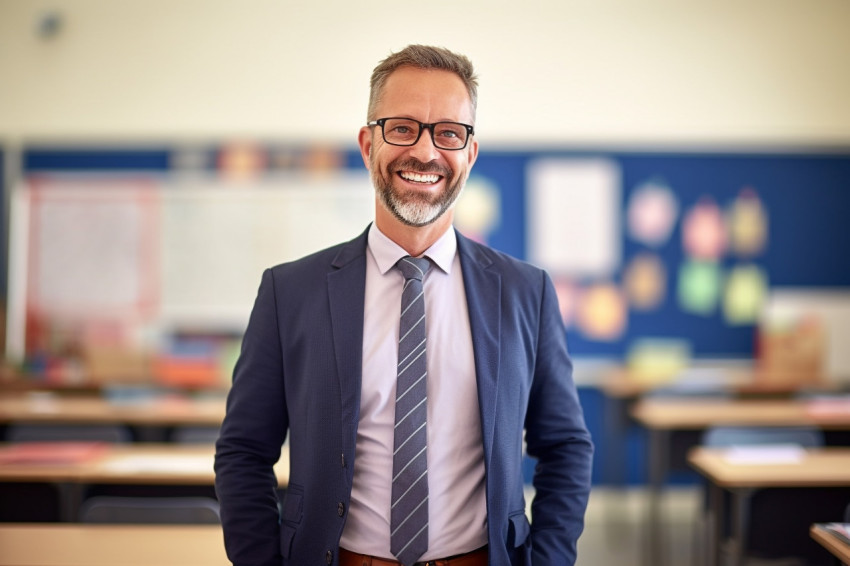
[367,117,474,150]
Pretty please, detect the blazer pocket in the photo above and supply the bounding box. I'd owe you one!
[507,511,530,548]
[279,484,304,559]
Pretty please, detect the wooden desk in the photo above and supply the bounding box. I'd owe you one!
[0,524,229,566]
[688,447,850,566]
[0,394,226,426]
[811,524,850,565]
[598,368,839,495]
[0,443,289,520]
[631,397,850,566]
[0,442,289,484]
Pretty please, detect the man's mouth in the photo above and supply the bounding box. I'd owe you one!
[398,170,442,184]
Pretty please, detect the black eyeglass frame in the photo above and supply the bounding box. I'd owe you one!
[367,117,475,150]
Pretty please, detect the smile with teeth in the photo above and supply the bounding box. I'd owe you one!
[399,170,442,184]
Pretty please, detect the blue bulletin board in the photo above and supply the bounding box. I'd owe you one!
[17,145,850,360]
[470,151,850,358]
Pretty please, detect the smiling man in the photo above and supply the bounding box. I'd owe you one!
[215,45,593,566]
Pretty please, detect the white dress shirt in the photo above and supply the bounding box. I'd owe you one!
[339,223,488,560]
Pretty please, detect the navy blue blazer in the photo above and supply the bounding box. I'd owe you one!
[215,226,593,566]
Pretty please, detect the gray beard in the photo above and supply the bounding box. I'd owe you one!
[371,156,465,227]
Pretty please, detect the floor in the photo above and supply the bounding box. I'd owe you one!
[575,486,701,566]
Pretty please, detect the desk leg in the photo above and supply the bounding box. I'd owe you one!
[707,483,723,566]
[57,483,84,522]
[644,428,670,566]
[603,393,631,529]
[729,488,753,566]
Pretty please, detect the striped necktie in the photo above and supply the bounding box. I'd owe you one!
[390,256,431,566]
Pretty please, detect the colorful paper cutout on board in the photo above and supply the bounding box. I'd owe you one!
[623,253,667,310]
[454,175,501,244]
[626,338,692,382]
[724,264,768,325]
[576,283,627,341]
[627,180,678,247]
[728,187,768,257]
[218,142,267,180]
[682,196,727,261]
[678,260,722,315]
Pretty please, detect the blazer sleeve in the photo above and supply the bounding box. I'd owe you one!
[214,268,288,566]
[525,270,594,565]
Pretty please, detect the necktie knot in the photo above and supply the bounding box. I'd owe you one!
[396,256,431,282]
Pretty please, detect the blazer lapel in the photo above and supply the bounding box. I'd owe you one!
[328,228,369,461]
[456,231,501,464]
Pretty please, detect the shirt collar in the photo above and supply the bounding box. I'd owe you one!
[368,223,457,276]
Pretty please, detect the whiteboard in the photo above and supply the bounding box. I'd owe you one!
[6,172,374,360]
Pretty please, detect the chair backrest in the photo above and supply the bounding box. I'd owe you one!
[79,496,221,524]
[6,423,132,443]
[170,426,220,444]
[701,425,825,448]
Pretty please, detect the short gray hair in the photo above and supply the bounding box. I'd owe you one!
[367,44,478,122]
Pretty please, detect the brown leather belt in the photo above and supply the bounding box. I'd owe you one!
[338,545,488,566]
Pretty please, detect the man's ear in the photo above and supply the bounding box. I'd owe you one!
[358,126,373,170]
[467,137,479,169]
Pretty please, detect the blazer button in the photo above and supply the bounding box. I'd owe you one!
[337,502,345,517]
[325,550,333,564]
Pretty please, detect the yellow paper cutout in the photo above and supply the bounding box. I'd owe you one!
[724,264,768,325]
[728,187,768,257]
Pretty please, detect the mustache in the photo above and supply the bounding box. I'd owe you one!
[389,157,451,178]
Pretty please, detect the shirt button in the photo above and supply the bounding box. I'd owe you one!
[341,453,345,467]
[337,502,345,517]
[325,550,333,564]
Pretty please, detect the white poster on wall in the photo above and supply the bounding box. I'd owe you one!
[526,158,621,277]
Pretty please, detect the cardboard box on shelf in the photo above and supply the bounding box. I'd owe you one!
[756,316,824,386]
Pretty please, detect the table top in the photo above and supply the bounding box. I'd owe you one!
[632,397,850,430]
[598,366,834,398]
[0,442,289,486]
[810,524,850,563]
[688,447,850,488]
[0,393,226,425]
[0,523,229,566]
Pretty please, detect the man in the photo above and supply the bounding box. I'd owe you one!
[215,44,593,566]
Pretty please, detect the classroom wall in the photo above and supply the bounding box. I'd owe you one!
[1,0,850,147]
[3,2,850,489]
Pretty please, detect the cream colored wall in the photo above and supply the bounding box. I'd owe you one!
[1,0,849,147]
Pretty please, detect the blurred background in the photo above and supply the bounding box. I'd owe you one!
[1,1,850,564]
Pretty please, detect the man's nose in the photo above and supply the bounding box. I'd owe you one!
[407,126,441,161]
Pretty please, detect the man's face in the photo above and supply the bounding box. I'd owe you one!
[359,66,479,228]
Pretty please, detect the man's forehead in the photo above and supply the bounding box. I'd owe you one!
[378,68,474,120]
